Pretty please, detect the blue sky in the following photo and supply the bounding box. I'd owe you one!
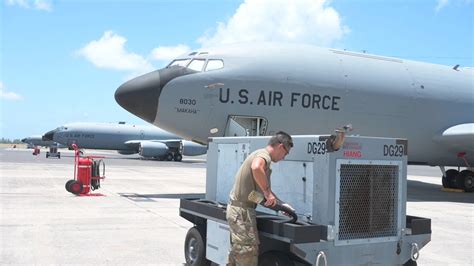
[1,0,472,139]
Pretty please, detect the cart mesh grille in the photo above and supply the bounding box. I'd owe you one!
[338,164,399,241]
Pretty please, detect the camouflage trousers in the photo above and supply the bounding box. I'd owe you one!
[226,204,259,266]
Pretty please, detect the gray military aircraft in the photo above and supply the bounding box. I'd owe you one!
[21,135,63,149]
[114,42,473,190]
[42,122,207,161]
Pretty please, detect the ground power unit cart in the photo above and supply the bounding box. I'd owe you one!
[180,135,431,265]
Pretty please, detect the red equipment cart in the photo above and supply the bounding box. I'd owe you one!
[65,144,106,195]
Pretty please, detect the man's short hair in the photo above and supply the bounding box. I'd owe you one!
[268,131,293,150]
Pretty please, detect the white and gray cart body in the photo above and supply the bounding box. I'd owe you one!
[180,135,431,265]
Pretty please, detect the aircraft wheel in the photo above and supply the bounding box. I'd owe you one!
[65,179,75,192]
[46,153,49,158]
[459,170,474,192]
[69,181,83,195]
[445,169,459,188]
[442,175,448,188]
[166,153,173,161]
[174,153,183,162]
[58,152,61,159]
[184,227,210,266]
[259,251,294,266]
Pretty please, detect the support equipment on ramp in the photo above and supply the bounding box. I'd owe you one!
[179,135,431,265]
[65,144,106,195]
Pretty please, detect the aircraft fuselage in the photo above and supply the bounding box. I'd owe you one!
[116,43,473,167]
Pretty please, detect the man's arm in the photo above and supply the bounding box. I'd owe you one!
[251,157,277,207]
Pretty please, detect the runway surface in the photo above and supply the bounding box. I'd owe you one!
[0,148,472,265]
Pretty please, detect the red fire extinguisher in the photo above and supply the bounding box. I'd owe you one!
[65,144,105,195]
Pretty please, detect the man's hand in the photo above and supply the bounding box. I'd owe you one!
[264,191,277,207]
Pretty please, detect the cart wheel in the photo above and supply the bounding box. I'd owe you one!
[65,179,75,192]
[69,181,83,195]
[184,227,210,266]
[166,153,173,161]
[174,153,183,162]
[445,169,459,188]
[259,251,294,266]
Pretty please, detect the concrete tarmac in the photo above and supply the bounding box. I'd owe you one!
[0,148,472,265]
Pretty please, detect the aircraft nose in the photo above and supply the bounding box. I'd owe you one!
[42,130,56,141]
[115,70,161,124]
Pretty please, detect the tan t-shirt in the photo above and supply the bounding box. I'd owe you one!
[229,148,272,208]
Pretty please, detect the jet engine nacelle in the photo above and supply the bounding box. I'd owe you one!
[139,141,169,157]
[182,140,207,156]
[117,150,137,155]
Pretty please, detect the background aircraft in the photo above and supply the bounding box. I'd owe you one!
[21,135,63,149]
[115,42,473,190]
[42,122,207,161]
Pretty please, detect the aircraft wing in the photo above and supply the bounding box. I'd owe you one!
[433,123,474,152]
[124,139,183,146]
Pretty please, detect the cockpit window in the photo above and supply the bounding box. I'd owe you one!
[167,59,191,68]
[187,59,206,72]
[205,59,224,71]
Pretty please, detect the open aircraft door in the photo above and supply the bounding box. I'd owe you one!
[224,115,268,137]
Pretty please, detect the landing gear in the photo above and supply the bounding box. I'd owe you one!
[459,170,474,192]
[173,153,183,162]
[442,169,459,188]
[440,166,473,192]
[160,152,183,162]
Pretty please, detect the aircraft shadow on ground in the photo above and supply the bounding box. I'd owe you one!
[119,193,205,202]
[407,180,473,203]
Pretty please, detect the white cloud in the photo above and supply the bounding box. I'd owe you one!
[6,0,52,11]
[78,0,349,76]
[77,31,154,75]
[435,0,450,11]
[197,0,349,47]
[150,44,192,62]
[0,82,23,101]
[435,0,472,12]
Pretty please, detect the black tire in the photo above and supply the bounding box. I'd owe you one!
[65,179,75,192]
[69,181,83,195]
[403,259,417,266]
[259,251,294,266]
[184,227,210,266]
[58,153,61,159]
[46,153,49,158]
[174,153,183,162]
[459,170,474,192]
[442,175,448,188]
[166,153,173,161]
[445,169,459,188]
